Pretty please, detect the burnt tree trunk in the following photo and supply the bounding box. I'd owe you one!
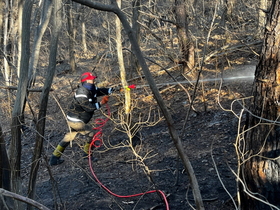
[66,0,76,73]
[9,1,33,209]
[174,0,195,74]
[130,0,141,77]
[27,0,62,206]
[0,125,10,190]
[241,1,280,209]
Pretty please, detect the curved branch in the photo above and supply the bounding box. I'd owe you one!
[71,0,116,12]
[0,188,50,210]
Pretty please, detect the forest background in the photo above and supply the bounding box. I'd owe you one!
[0,0,277,210]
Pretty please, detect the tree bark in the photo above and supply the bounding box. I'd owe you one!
[66,0,76,73]
[130,0,141,77]
[241,1,280,209]
[2,0,11,85]
[115,0,131,114]
[0,125,10,190]
[0,125,12,208]
[258,0,268,38]
[0,0,3,49]
[81,5,88,53]
[9,1,33,209]
[174,0,195,74]
[28,0,53,87]
[17,0,23,77]
[27,0,62,205]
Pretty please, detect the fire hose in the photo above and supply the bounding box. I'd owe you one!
[87,102,170,210]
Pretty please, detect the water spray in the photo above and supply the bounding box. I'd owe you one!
[120,75,254,90]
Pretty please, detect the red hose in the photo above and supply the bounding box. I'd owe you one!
[88,104,170,210]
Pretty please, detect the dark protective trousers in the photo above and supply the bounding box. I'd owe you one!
[52,121,94,157]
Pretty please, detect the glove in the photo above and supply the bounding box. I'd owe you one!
[108,87,115,95]
[100,95,109,105]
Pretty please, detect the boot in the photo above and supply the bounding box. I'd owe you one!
[50,141,69,166]
[49,155,64,166]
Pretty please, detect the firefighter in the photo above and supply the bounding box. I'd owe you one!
[49,72,114,166]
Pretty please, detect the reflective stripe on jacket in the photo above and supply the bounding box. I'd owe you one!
[67,84,109,123]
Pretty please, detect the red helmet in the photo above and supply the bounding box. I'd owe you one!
[80,72,97,82]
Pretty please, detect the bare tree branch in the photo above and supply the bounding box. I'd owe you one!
[0,188,50,210]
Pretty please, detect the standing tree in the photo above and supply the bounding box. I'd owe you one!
[115,0,131,114]
[17,0,23,77]
[27,0,62,206]
[9,1,34,209]
[0,0,3,57]
[240,0,280,209]
[28,0,52,87]
[0,124,11,206]
[130,0,141,76]
[2,0,14,86]
[257,0,268,38]
[80,5,88,53]
[174,0,195,75]
[66,0,77,73]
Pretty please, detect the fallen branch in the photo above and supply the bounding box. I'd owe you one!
[0,188,50,210]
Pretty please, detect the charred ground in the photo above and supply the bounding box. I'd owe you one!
[0,0,264,209]
[10,59,256,210]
